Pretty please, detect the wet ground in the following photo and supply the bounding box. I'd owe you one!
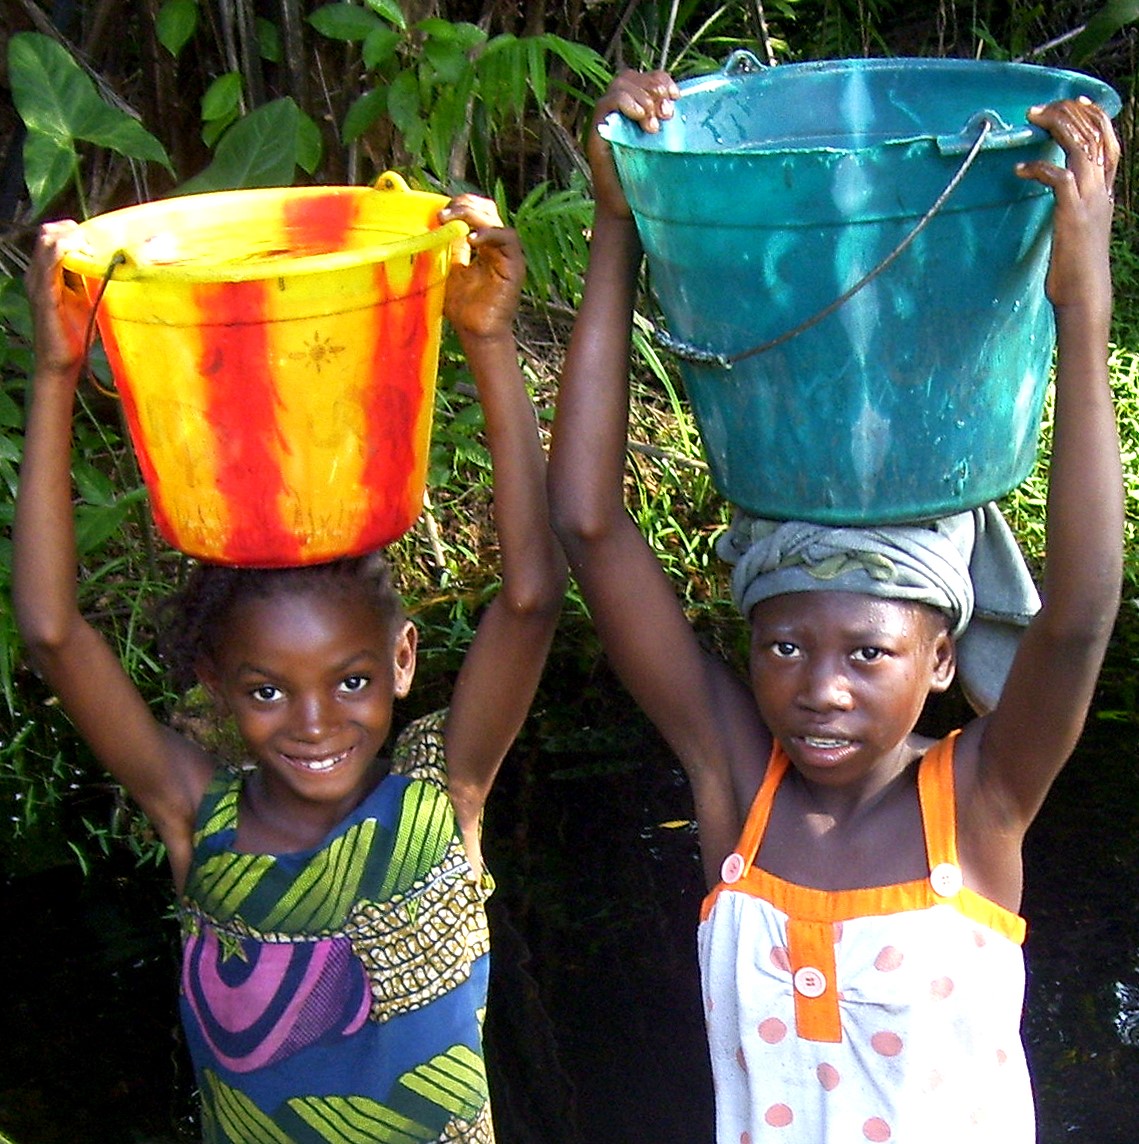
[1,653,1137,1143]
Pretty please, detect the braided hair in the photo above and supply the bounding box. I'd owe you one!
[155,552,405,693]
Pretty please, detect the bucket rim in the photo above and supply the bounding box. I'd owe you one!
[600,55,1121,157]
[60,184,468,284]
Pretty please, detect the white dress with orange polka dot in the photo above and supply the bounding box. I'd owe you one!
[698,731,1032,1143]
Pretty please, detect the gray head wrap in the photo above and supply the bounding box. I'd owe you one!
[715,503,1041,714]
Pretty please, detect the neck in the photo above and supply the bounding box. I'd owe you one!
[788,737,928,827]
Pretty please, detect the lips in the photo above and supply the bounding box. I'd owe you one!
[790,733,861,768]
[281,749,350,774]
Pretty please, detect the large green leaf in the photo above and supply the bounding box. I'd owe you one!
[174,99,302,194]
[201,72,244,122]
[415,18,486,52]
[343,86,389,144]
[425,77,474,179]
[156,0,200,58]
[20,131,77,217]
[423,39,471,86]
[1071,0,1139,64]
[74,495,142,557]
[296,114,324,175]
[0,390,22,431]
[309,2,383,41]
[9,32,172,165]
[386,69,422,135]
[365,0,407,30]
[362,25,401,70]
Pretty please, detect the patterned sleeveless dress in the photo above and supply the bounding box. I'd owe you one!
[178,709,496,1143]
[698,730,1033,1143]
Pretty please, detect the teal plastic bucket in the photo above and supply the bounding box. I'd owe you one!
[601,55,1120,523]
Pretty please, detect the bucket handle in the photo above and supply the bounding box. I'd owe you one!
[677,49,767,96]
[77,250,128,398]
[723,49,765,76]
[937,108,1032,154]
[654,115,995,370]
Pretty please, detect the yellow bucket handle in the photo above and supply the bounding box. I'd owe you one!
[372,170,411,192]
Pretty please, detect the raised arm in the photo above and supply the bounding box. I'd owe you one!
[547,72,767,882]
[970,98,1123,826]
[433,197,567,850]
[13,224,213,887]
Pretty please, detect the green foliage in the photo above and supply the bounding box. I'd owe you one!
[506,177,594,308]
[156,0,200,58]
[307,3,610,188]
[8,32,173,218]
[1072,1,1139,65]
[177,98,322,194]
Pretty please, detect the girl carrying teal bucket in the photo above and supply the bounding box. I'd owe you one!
[549,70,1122,1142]
[15,195,566,1143]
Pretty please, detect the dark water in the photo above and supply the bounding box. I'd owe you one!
[2,655,1137,1143]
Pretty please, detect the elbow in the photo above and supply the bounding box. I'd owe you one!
[13,575,88,681]
[500,561,568,623]
[1035,585,1122,660]
[14,590,68,664]
[15,611,78,681]
[547,477,615,562]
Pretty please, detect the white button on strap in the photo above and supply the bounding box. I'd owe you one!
[930,862,963,898]
[720,851,746,884]
[793,966,827,998]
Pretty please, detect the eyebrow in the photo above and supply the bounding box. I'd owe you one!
[230,650,382,680]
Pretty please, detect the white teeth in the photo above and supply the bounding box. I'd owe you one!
[291,751,347,772]
[804,737,848,749]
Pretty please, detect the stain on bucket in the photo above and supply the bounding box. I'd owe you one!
[63,175,466,566]
[602,56,1120,524]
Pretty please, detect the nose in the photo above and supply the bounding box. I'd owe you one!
[799,658,853,712]
[291,691,338,741]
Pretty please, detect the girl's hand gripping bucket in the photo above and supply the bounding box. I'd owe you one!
[62,174,468,566]
[601,55,1120,524]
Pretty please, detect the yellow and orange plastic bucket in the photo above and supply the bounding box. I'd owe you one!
[63,173,467,566]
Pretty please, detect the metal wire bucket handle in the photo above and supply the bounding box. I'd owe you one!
[654,114,996,370]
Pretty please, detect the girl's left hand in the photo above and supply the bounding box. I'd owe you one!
[1016,97,1119,313]
[439,195,525,340]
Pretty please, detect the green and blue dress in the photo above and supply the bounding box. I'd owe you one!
[179,710,495,1143]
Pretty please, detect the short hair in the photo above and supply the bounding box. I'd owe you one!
[155,552,404,693]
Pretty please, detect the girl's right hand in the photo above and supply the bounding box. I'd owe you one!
[589,70,680,220]
[27,220,91,380]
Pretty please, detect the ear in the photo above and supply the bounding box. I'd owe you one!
[391,620,417,698]
[194,657,230,714]
[927,630,957,695]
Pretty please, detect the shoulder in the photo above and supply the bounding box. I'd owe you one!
[389,708,450,790]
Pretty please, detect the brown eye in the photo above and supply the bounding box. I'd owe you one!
[853,647,886,663]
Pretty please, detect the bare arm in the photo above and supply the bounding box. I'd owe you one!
[433,198,567,855]
[13,225,214,888]
[547,73,768,883]
[967,99,1123,830]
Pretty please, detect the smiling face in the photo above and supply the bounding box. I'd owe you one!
[748,590,955,788]
[199,584,416,834]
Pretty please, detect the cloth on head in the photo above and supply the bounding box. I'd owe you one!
[715,504,1041,714]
